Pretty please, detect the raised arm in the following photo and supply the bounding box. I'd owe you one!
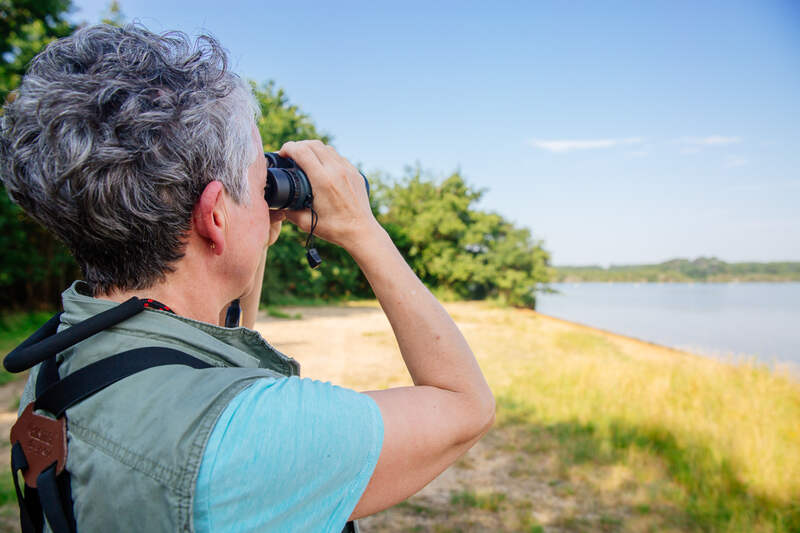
[278,141,495,519]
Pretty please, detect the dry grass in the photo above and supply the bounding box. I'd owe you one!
[441,303,800,532]
[1,302,798,532]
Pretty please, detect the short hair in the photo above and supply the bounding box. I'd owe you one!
[0,23,261,294]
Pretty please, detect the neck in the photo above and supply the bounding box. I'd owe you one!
[99,280,222,325]
[97,241,231,325]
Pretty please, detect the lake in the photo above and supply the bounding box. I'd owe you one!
[536,282,800,365]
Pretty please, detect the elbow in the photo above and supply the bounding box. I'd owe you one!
[449,386,497,447]
[481,392,496,434]
[469,389,496,439]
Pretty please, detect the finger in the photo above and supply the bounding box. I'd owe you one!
[278,141,324,176]
[305,139,337,168]
[268,218,283,246]
[285,208,312,233]
[323,143,356,169]
[270,211,287,224]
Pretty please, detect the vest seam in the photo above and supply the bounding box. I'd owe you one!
[178,377,263,532]
[68,419,190,492]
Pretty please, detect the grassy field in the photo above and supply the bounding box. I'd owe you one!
[0,304,798,532]
[352,303,800,532]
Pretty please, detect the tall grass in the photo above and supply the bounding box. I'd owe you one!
[459,305,800,532]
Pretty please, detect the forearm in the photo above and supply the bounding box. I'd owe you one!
[348,224,494,414]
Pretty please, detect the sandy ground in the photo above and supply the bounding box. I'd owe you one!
[254,303,678,532]
[0,301,764,532]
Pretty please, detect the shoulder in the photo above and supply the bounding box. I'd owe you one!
[221,376,382,433]
[195,376,384,532]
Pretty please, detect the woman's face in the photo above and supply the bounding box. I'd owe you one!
[222,124,271,289]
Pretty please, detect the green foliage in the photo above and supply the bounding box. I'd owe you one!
[100,0,125,26]
[0,0,75,103]
[377,167,551,308]
[0,469,17,506]
[251,81,377,304]
[0,309,55,384]
[449,489,507,512]
[556,257,800,282]
[0,185,79,309]
[0,1,79,309]
[252,80,332,151]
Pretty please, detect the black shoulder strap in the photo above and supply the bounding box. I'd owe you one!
[7,299,357,533]
[34,347,214,417]
[12,346,212,533]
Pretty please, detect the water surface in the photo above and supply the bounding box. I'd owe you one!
[536,283,799,365]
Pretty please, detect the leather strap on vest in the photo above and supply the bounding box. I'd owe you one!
[5,299,359,533]
[10,345,214,533]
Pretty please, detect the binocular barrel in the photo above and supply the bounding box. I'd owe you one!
[264,152,370,210]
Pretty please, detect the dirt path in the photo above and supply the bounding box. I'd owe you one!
[255,303,629,532]
[0,302,706,532]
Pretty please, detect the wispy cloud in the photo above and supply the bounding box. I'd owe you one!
[725,156,748,168]
[528,137,642,153]
[679,135,742,146]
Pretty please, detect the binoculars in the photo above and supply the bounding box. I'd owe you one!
[264,152,370,210]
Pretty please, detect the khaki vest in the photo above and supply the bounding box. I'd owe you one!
[19,281,301,532]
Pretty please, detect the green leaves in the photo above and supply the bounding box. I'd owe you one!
[0,16,552,309]
[252,81,332,151]
[377,167,551,308]
[0,0,75,103]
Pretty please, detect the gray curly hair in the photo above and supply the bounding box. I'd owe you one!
[0,23,261,294]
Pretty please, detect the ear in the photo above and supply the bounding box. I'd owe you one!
[193,180,226,256]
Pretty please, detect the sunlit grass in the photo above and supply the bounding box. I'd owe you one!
[2,303,798,532]
[460,304,800,532]
[450,489,507,512]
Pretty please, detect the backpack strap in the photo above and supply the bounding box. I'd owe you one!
[34,347,213,417]
[6,300,358,533]
[10,346,212,533]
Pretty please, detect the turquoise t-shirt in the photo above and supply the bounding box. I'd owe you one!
[193,376,384,533]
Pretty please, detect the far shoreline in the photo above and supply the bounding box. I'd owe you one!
[552,278,800,284]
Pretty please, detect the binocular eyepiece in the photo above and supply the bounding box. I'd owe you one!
[264,152,370,210]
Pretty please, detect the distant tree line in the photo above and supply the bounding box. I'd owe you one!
[1,4,552,310]
[555,257,800,283]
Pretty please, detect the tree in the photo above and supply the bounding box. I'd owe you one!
[251,81,377,304]
[0,0,75,103]
[0,1,78,309]
[100,0,125,27]
[377,167,551,308]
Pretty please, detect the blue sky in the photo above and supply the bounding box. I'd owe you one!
[69,1,800,265]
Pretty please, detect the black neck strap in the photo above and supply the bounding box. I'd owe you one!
[3,298,145,374]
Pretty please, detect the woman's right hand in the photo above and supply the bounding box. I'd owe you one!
[277,140,380,251]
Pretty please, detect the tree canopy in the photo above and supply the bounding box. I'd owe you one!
[555,258,800,283]
[377,168,551,307]
[0,10,552,309]
[0,0,75,103]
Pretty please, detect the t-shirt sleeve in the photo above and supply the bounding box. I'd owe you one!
[193,376,384,533]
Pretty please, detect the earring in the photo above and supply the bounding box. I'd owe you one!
[210,242,216,250]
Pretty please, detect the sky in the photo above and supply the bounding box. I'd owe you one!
[69,0,800,266]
